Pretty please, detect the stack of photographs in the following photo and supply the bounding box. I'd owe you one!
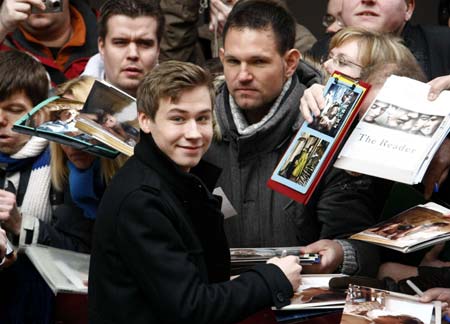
[230,247,319,274]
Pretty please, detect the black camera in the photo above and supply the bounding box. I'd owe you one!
[31,0,63,14]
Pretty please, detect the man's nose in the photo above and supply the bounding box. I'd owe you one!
[0,111,8,127]
[238,65,253,83]
[127,43,139,59]
[185,120,202,139]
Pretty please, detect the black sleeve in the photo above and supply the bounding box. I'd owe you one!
[37,204,94,253]
[117,190,293,324]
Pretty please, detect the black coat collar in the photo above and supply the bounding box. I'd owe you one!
[134,132,221,196]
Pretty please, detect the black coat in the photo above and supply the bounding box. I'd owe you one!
[88,133,293,324]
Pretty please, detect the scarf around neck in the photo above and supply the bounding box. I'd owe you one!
[0,136,52,224]
[68,159,104,220]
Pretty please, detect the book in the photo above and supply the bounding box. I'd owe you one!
[267,72,370,205]
[278,274,347,310]
[340,285,439,324]
[12,96,120,158]
[334,75,450,184]
[76,79,139,156]
[25,245,90,295]
[12,79,139,158]
[350,202,450,253]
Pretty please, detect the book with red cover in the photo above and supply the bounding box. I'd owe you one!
[267,72,370,205]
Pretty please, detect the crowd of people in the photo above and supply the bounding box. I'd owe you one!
[1,0,450,323]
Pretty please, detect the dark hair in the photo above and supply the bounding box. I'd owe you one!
[98,0,165,43]
[439,0,450,25]
[0,51,49,105]
[137,61,215,120]
[222,0,296,55]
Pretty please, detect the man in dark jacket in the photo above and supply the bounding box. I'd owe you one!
[204,0,380,276]
[0,0,98,84]
[89,60,302,324]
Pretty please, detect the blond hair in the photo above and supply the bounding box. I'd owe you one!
[51,76,127,191]
[329,27,418,70]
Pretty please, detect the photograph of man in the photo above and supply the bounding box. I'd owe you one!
[363,100,390,123]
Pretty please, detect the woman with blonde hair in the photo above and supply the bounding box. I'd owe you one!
[301,26,424,122]
[45,75,127,252]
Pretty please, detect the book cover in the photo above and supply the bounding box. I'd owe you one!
[350,202,450,253]
[340,285,438,324]
[335,75,450,184]
[77,79,139,156]
[279,274,347,310]
[267,72,370,205]
[12,96,120,158]
[25,245,90,295]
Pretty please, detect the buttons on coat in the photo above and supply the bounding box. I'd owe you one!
[276,292,285,303]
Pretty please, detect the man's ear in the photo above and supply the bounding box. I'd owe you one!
[219,48,225,64]
[283,49,301,79]
[405,0,415,21]
[138,112,152,134]
[98,37,105,58]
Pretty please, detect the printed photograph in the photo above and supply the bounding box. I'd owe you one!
[353,205,450,250]
[341,285,429,324]
[363,100,444,137]
[277,133,329,187]
[309,84,359,138]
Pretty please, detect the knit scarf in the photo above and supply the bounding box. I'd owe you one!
[0,137,52,224]
[229,77,292,136]
[68,159,104,220]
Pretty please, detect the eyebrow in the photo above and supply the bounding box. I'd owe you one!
[167,108,212,114]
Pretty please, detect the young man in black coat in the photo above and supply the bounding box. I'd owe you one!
[88,60,303,324]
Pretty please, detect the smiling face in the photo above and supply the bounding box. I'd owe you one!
[341,0,414,34]
[99,15,160,96]
[0,92,33,155]
[220,27,299,124]
[139,86,213,172]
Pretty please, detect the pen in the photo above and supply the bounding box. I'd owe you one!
[406,279,424,297]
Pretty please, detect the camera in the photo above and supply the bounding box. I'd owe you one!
[31,0,63,14]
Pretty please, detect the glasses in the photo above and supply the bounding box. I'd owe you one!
[322,14,344,29]
[321,53,363,70]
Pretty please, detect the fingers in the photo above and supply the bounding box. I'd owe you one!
[420,288,450,304]
[0,0,45,32]
[428,75,450,101]
[424,243,445,261]
[423,139,450,199]
[299,84,326,124]
[0,229,6,260]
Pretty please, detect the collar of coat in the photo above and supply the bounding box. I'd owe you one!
[214,74,307,159]
[134,131,222,198]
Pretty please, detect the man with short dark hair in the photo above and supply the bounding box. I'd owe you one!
[0,0,98,84]
[205,0,378,276]
[0,49,54,323]
[83,0,164,97]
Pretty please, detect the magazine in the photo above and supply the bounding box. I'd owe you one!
[12,96,120,158]
[279,274,347,310]
[77,79,139,156]
[340,285,439,324]
[334,75,450,184]
[350,202,450,253]
[25,245,90,295]
[267,72,370,204]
